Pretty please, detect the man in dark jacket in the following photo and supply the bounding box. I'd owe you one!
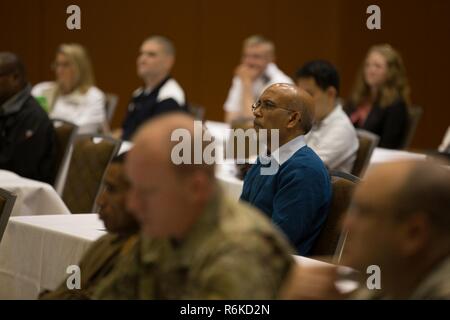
[0,52,56,184]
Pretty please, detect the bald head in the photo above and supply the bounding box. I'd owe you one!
[126,113,217,239]
[265,83,315,134]
[363,160,450,234]
[131,113,215,178]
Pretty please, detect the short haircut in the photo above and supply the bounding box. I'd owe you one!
[0,52,27,85]
[243,35,275,56]
[395,161,450,236]
[144,35,176,56]
[295,60,340,94]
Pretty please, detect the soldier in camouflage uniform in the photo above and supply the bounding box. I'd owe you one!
[39,153,139,299]
[92,113,296,299]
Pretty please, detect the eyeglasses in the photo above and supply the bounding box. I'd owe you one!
[51,61,72,70]
[251,100,296,113]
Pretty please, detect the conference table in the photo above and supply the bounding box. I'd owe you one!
[0,214,349,299]
[0,214,105,299]
[0,170,70,216]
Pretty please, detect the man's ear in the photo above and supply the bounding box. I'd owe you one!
[398,212,430,256]
[326,86,337,99]
[186,172,210,203]
[287,111,301,129]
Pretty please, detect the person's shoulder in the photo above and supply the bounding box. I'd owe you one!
[286,146,328,170]
[218,197,292,249]
[278,147,330,183]
[21,95,50,119]
[31,81,56,95]
[85,86,105,99]
[328,107,358,136]
[157,78,185,105]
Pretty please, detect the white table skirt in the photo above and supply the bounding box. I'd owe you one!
[0,170,70,216]
[0,213,340,299]
[0,214,105,299]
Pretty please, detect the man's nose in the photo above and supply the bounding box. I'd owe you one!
[253,105,262,117]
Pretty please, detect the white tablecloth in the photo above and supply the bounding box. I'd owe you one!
[0,214,105,299]
[0,213,340,299]
[369,147,426,164]
[0,170,70,216]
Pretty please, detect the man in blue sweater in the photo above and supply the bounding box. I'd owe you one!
[240,83,331,255]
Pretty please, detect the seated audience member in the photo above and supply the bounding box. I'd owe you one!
[343,160,450,299]
[345,44,410,149]
[224,35,293,123]
[296,60,358,173]
[282,160,450,300]
[32,43,106,134]
[119,36,186,141]
[0,52,56,184]
[240,83,332,255]
[39,153,139,299]
[93,113,295,299]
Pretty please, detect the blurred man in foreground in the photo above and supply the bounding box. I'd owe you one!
[281,160,450,300]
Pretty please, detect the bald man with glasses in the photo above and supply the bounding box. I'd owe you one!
[240,83,332,255]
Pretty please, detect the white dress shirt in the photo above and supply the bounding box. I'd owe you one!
[32,81,106,135]
[223,63,293,113]
[305,104,359,173]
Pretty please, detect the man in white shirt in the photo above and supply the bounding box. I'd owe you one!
[223,35,292,123]
[296,60,358,173]
[117,36,186,140]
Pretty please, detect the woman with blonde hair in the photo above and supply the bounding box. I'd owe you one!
[345,44,411,149]
[32,43,106,134]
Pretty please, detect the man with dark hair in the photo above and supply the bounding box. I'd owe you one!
[296,60,358,173]
[240,83,332,255]
[118,36,187,141]
[0,52,56,184]
[40,153,140,299]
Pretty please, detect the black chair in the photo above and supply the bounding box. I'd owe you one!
[310,171,360,263]
[102,93,119,133]
[187,103,205,120]
[352,129,379,177]
[52,119,78,191]
[61,134,121,213]
[401,105,423,149]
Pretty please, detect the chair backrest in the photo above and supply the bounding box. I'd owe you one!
[351,129,379,177]
[401,105,423,149]
[62,134,121,213]
[104,93,119,123]
[0,188,17,243]
[187,103,205,120]
[310,171,360,262]
[52,119,78,189]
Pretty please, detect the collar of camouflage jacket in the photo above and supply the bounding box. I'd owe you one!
[409,254,450,299]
